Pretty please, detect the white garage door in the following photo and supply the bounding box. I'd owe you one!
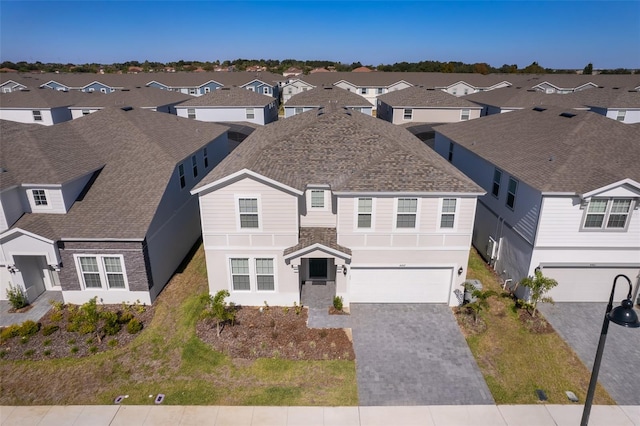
[349,267,452,303]
[542,267,639,302]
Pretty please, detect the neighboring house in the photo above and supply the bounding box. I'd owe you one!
[0,79,27,93]
[532,80,598,94]
[464,86,587,115]
[573,88,640,124]
[175,87,278,126]
[0,107,230,305]
[145,72,283,99]
[434,107,640,303]
[283,67,303,77]
[283,86,372,118]
[377,86,482,124]
[0,89,87,125]
[191,105,484,308]
[240,78,279,99]
[332,79,412,107]
[281,79,315,104]
[68,86,193,118]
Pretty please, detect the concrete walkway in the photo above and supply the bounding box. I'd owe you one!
[1,404,638,425]
[0,291,62,327]
[538,302,640,405]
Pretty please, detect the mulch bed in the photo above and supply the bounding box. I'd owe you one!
[196,306,355,361]
[0,304,153,361]
[517,309,555,334]
[453,307,488,336]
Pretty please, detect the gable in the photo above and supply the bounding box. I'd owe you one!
[582,179,640,200]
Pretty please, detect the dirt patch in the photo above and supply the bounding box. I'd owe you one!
[517,309,555,334]
[453,307,488,336]
[8,305,34,314]
[196,306,354,361]
[328,307,349,315]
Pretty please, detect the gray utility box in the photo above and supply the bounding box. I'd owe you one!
[463,279,483,304]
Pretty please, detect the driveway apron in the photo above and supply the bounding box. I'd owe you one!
[350,304,494,406]
[538,302,640,405]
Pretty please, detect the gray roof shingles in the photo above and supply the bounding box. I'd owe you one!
[176,87,274,107]
[285,86,371,107]
[378,86,482,108]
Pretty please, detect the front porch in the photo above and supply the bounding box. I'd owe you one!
[301,279,336,309]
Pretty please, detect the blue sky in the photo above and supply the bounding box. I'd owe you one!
[1,1,638,69]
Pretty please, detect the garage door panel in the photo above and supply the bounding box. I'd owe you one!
[349,267,452,303]
[542,267,639,302]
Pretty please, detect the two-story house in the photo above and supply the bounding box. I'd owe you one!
[191,105,484,308]
[0,89,88,125]
[283,86,372,118]
[434,106,640,303]
[0,107,230,305]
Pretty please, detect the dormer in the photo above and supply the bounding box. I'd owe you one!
[301,185,336,228]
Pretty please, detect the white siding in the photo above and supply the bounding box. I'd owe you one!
[392,107,481,124]
[61,173,94,212]
[0,188,25,231]
[23,186,66,214]
[0,109,53,125]
[70,108,100,119]
[176,106,271,125]
[301,189,336,228]
[604,109,640,124]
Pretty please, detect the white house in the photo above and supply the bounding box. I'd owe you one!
[191,105,484,308]
[434,106,640,303]
[0,89,87,125]
[281,79,315,104]
[284,86,372,118]
[574,88,640,124]
[0,108,230,305]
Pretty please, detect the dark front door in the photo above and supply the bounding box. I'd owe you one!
[309,259,328,279]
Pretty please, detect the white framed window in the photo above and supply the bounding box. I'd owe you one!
[204,87,210,94]
[238,197,259,229]
[351,107,362,113]
[187,108,196,119]
[75,255,127,290]
[88,88,95,92]
[287,88,293,94]
[178,164,185,189]
[246,108,255,119]
[440,198,457,228]
[492,168,502,198]
[100,88,107,94]
[396,198,418,228]
[81,109,90,116]
[377,87,383,94]
[583,198,633,230]
[189,88,196,95]
[616,110,626,122]
[361,88,367,94]
[230,258,250,291]
[452,89,458,95]
[357,197,373,229]
[246,86,255,92]
[463,88,469,95]
[506,177,518,210]
[295,107,303,115]
[191,155,198,178]
[263,87,269,94]
[255,258,275,291]
[32,110,42,121]
[310,190,325,208]
[32,189,48,206]
[203,147,209,168]
[403,108,412,120]
[461,109,470,121]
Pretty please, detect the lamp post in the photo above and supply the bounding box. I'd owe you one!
[580,274,640,426]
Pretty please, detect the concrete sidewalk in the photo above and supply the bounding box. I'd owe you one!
[1,404,638,425]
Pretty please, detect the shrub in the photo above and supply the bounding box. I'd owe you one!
[23,349,35,357]
[0,350,6,358]
[78,323,96,335]
[118,311,134,324]
[107,339,118,348]
[20,336,29,344]
[0,325,20,342]
[43,349,51,356]
[49,311,63,323]
[43,339,52,346]
[67,338,76,345]
[89,346,98,354]
[6,283,28,310]
[50,300,64,311]
[70,346,79,354]
[41,324,59,336]
[126,318,143,334]
[18,320,40,337]
[333,296,343,311]
[102,311,121,336]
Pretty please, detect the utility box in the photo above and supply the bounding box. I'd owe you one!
[463,279,483,304]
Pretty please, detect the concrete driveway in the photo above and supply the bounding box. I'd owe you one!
[349,304,494,406]
[538,302,640,405]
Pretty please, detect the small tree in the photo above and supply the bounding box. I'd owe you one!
[583,62,593,75]
[6,283,28,310]
[519,270,558,317]
[464,283,497,324]
[201,290,236,337]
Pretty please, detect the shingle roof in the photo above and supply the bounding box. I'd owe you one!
[176,87,274,107]
[572,87,640,109]
[463,86,587,109]
[378,86,481,108]
[6,107,228,240]
[436,107,640,194]
[70,86,192,108]
[0,88,88,108]
[284,227,352,256]
[285,86,371,107]
[194,105,482,194]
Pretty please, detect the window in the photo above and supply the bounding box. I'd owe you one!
[231,259,250,290]
[310,190,325,208]
[463,88,469,95]
[203,147,209,168]
[32,189,48,206]
[396,198,418,228]
[295,107,303,115]
[377,87,383,94]
[204,87,210,94]
[77,255,127,290]
[287,88,293,94]
[239,198,259,228]
[246,108,255,119]
[357,198,372,228]
[492,169,502,198]
[448,142,454,162]
[440,198,457,228]
[178,164,185,189]
[361,88,367,94]
[403,108,412,120]
[452,89,458,95]
[191,155,198,178]
[583,198,633,230]
[616,110,626,122]
[351,107,361,113]
[187,108,196,119]
[100,88,107,94]
[255,259,274,291]
[506,177,518,210]
[81,109,90,116]
[461,109,470,121]
[263,87,269,94]
[189,88,196,95]
[32,110,42,121]
[246,86,255,92]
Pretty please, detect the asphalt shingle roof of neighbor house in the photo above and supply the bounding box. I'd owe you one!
[176,87,274,107]
[285,86,371,108]
[284,227,352,256]
[436,106,640,194]
[463,86,588,110]
[571,87,640,109]
[6,107,229,240]
[378,86,482,108]
[0,88,88,108]
[194,105,483,194]
[70,86,193,109]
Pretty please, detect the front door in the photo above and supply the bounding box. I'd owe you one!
[309,259,328,279]
[14,256,46,303]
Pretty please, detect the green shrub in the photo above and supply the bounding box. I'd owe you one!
[85,337,94,345]
[49,311,63,323]
[118,311,134,324]
[107,339,118,348]
[18,320,40,337]
[102,311,121,335]
[0,350,6,358]
[43,339,52,346]
[126,318,143,334]
[20,336,29,344]
[41,324,59,336]
[67,338,76,345]
[23,349,35,357]
[0,325,20,341]
[70,346,79,354]
[50,300,64,311]
[6,283,28,310]
[43,349,51,356]
[333,296,343,311]
[78,323,96,335]
[89,345,98,354]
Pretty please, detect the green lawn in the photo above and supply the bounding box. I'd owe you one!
[0,243,357,406]
[463,249,614,405]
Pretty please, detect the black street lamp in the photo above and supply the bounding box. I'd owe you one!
[580,274,640,426]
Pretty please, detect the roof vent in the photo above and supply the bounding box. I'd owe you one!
[527,89,536,92]
[559,112,576,118]
[323,87,333,90]
[549,155,554,161]
[121,89,130,92]
[533,107,547,112]
[19,89,30,92]
[121,106,133,111]
[135,86,141,88]
[613,87,620,90]
[221,87,230,90]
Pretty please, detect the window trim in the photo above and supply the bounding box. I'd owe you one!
[230,258,251,292]
[616,110,626,122]
[228,256,277,293]
[360,87,367,95]
[74,254,129,291]
[492,168,502,199]
[246,108,255,120]
[439,198,458,230]
[32,110,43,122]
[191,155,198,178]
[255,258,275,292]
[394,197,419,230]
[506,177,518,210]
[236,195,261,231]
[178,163,186,189]
[28,189,52,210]
[187,108,196,119]
[581,198,634,231]
[460,109,470,121]
[403,108,413,120]
[356,197,374,230]
[309,189,326,210]
[203,147,209,168]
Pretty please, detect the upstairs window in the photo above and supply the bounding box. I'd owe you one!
[403,108,413,120]
[263,87,269,94]
[238,198,259,228]
[377,87,384,94]
[492,169,502,198]
[357,198,373,228]
[203,147,209,168]
[310,190,325,208]
[32,189,48,206]
[448,142,454,162]
[295,107,303,115]
[246,108,255,119]
[506,177,518,210]
[191,155,198,178]
[616,110,626,122]
[396,198,418,228]
[187,108,196,119]
[440,198,457,228]
[189,88,196,95]
[361,88,367,94]
[583,198,633,230]
[32,110,42,121]
[461,109,470,121]
[81,109,90,116]
[178,164,185,189]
